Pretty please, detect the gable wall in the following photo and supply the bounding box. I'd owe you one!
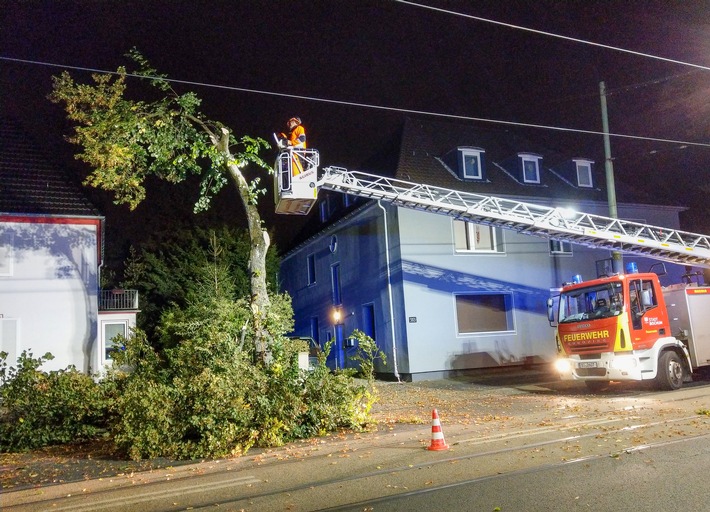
[0,217,101,373]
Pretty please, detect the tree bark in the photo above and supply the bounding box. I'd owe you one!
[214,128,271,361]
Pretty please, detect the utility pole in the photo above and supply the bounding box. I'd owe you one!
[599,81,623,274]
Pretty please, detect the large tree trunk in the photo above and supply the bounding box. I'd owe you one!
[214,128,271,362]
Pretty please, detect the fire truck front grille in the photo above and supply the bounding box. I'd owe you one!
[576,368,607,377]
[568,343,608,354]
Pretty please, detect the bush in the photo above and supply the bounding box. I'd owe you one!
[0,351,107,452]
[348,330,387,381]
[105,297,377,460]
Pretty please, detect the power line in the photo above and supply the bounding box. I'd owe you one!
[2,56,709,149]
[394,0,710,72]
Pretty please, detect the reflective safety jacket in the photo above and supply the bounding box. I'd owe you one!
[289,125,306,148]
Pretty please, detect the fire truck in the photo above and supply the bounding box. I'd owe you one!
[549,265,710,390]
[274,148,710,386]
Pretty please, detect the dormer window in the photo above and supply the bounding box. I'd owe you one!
[458,147,485,180]
[574,159,594,188]
[519,153,541,184]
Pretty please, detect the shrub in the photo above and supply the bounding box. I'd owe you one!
[0,351,107,452]
[348,330,387,381]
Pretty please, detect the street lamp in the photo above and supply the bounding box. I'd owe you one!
[332,307,344,369]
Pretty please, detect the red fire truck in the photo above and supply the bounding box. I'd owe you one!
[549,264,710,390]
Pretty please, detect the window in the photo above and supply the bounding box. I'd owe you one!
[307,253,316,285]
[453,220,503,253]
[0,231,13,276]
[103,321,127,361]
[310,317,320,345]
[455,294,514,334]
[459,148,484,180]
[319,196,333,222]
[331,263,342,305]
[628,278,658,330]
[574,159,593,188]
[549,240,572,255]
[0,318,19,367]
[519,154,541,184]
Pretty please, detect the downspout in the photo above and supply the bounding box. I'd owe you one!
[377,200,400,382]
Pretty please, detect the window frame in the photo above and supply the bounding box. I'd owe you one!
[331,263,342,305]
[310,317,320,345]
[0,318,20,367]
[306,253,316,285]
[549,239,573,255]
[573,159,594,188]
[102,320,128,363]
[519,153,541,184]
[319,196,331,222]
[454,293,515,335]
[459,148,484,180]
[453,220,504,253]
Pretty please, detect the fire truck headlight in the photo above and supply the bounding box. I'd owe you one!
[611,356,637,371]
[554,358,572,374]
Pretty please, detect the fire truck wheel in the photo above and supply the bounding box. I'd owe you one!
[656,350,684,391]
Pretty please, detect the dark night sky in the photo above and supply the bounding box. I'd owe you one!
[2,1,709,261]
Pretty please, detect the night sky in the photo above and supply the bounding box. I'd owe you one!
[2,1,709,260]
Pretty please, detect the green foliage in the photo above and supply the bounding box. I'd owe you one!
[121,226,280,341]
[0,352,107,452]
[48,51,271,213]
[299,360,376,437]
[0,302,376,459]
[348,330,387,381]
[103,284,373,460]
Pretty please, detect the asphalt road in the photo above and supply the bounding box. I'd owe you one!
[5,375,710,511]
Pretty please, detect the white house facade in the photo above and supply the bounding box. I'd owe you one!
[0,119,137,375]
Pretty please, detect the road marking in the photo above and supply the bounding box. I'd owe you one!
[47,475,261,511]
[454,416,635,446]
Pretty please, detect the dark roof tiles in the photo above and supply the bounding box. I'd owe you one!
[0,119,100,216]
[396,117,607,202]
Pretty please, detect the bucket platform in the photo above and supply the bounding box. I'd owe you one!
[274,148,320,215]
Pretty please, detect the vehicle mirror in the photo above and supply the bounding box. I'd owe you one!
[546,297,557,325]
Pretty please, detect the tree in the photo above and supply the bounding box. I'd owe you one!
[120,226,281,344]
[49,50,275,360]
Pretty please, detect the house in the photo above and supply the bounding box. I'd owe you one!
[0,119,138,375]
[279,118,689,381]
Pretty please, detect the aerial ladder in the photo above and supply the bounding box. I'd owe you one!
[274,149,710,268]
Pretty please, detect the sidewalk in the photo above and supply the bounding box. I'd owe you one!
[1,364,561,493]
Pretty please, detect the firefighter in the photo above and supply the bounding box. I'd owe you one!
[279,117,306,176]
[286,117,306,149]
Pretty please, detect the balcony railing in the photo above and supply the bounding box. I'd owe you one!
[99,289,139,311]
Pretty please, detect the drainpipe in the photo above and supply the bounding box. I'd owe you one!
[377,200,400,381]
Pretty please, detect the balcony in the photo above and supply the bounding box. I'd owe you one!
[99,289,139,311]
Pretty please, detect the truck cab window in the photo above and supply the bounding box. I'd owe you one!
[629,279,658,329]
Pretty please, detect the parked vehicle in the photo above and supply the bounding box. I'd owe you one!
[548,263,710,390]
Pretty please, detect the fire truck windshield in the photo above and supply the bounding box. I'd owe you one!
[558,282,624,323]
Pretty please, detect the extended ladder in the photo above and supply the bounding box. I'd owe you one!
[317,166,710,268]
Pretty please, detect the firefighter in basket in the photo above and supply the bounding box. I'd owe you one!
[277,117,307,176]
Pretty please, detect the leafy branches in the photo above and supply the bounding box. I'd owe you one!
[48,50,271,213]
[49,50,276,356]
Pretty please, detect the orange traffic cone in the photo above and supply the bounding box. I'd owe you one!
[427,409,449,451]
